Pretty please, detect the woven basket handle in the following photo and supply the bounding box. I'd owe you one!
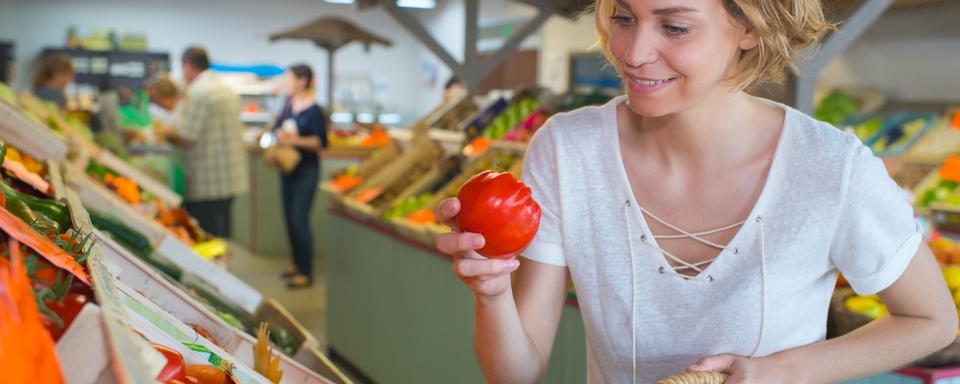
[656,371,729,384]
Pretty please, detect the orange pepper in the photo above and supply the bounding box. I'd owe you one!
[0,239,66,383]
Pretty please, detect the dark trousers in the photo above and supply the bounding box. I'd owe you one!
[281,161,320,278]
[184,198,234,238]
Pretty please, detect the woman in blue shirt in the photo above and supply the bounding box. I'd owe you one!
[274,64,328,289]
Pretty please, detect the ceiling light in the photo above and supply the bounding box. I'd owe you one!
[324,0,355,4]
[397,0,436,9]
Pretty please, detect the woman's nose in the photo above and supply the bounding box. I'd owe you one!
[621,29,659,68]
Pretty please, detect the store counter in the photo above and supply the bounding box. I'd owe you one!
[325,207,587,383]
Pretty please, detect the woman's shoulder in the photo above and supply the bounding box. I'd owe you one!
[778,101,865,162]
[530,96,621,147]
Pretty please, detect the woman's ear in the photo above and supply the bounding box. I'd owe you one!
[739,27,759,51]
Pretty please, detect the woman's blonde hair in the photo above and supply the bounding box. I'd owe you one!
[147,74,180,100]
[594,0,836,90]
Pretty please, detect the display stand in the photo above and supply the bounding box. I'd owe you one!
[0,98,69,161]
[64,187,160,383]
[325,207,586,383]
[92,144,183,207]
[63,161,265,314]
[100,231,343,382]
[55,304,113,384]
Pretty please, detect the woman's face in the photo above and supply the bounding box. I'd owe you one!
[606,0,757,117]
[50,70,74,89]
[284,70,308,95]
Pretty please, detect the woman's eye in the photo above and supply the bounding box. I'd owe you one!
[663,24,691,37]
[610,15,636,26]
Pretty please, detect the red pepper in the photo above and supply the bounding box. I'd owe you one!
[456,171,541,258]
[41,292,88,340]
[151,343,187,382]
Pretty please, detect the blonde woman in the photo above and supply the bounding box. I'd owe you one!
[435,0,958,383]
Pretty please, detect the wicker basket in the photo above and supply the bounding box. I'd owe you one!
[831,288,960,368]
[657,371,728,384]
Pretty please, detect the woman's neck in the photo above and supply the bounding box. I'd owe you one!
[619,88,775,171]
[290,91,314,112]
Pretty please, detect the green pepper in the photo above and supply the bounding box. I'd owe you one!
[0,182,72,231]
[4,194,60,233]
[0,140,7,167]
[88,209,153,259]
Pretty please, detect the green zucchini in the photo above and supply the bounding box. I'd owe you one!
[87,209,153,259]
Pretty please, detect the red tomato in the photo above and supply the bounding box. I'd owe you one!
[151,343,187,382]
[456,171,541,258]
[41,292,89,340]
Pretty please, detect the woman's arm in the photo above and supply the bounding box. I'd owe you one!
[473,258,568,383]
[436,199,568,383]
[693,245,958,384]
[278,133,322,151]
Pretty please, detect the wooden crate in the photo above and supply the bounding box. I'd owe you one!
[426,94,480,132]
[352,141,402,180]
[344,139,445,218]
[93,145,183,207]
[62,162,168,247]
[56,304,112,384]
[0,98,69,161]
[294,346,355,384]
[421,149,519,213]
[904,107,960,164]
[100,231,344,383]
[117,281,333,383]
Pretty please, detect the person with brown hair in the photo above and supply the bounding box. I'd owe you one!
[273,64,327,289]
[31,54,74,108]
[434,1,958,383]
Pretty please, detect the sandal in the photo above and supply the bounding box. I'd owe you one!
[286,274,313,289]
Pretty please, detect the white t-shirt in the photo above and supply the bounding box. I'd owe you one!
[521,96,922,383]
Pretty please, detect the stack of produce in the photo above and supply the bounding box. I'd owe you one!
[0,141,96,354]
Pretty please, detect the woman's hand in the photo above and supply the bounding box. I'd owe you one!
[435,198,520,299]
[276,130,298,145]
[689,354,794,384]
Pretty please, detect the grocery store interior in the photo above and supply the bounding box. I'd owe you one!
[2,0,960,383]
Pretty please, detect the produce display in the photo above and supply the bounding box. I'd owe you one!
[0,80,341,383]
[865,111,938,156]
[815,90,860,127]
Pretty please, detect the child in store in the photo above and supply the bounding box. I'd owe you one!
[435,0,958,383]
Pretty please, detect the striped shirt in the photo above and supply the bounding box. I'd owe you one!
[175,70,249,201]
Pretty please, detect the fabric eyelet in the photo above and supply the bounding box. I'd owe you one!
[756,216,763,223]
[658,266,666,274]
[733,247,739,255]
[707,275,714,282]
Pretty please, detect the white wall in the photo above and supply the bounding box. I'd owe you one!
[0,0,553,120]
[538,13,599,95]
[0,0,445,120]
[819,2,960,102]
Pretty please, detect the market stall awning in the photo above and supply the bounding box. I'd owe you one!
[269,17,394,106]
[269,17,393,51]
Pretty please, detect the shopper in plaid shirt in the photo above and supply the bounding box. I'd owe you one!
[164,46,248,237]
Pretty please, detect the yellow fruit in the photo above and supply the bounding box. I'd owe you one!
[954,289,960,307]
[944,266,960,290]
[846,296,880,317]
